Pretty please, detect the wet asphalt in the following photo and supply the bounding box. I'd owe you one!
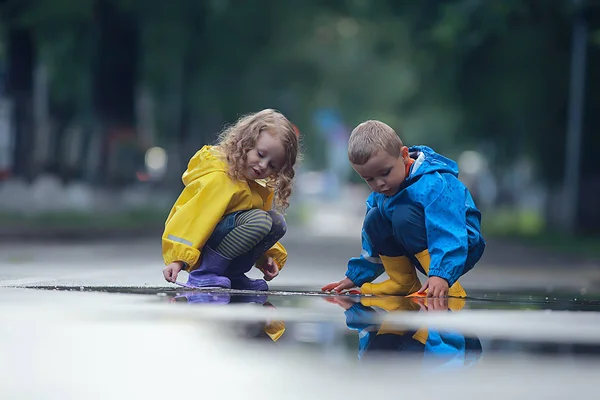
[1,234,600,399]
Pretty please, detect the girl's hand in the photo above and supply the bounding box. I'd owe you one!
[163,262,184,283]
[262,257,280,281]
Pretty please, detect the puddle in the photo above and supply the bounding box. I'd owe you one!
[23,285,600,310]
[20,284,600,364]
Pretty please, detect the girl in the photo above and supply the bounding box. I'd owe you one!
[161,109,300,291]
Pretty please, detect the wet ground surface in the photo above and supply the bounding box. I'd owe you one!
[18,284,600,352]
[3,285,600,399]
[23,284,600,310]
[2,237,600,398]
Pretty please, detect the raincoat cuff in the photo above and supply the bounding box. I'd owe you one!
[164,247,200,269]
[428,269,455,287]
[345,270,362,288]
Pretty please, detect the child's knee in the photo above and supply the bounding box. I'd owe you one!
[467,236,485,266]
[363,206,386,239]
[266,210,287,238]
[391,203,427,254]
[239,209,273,238]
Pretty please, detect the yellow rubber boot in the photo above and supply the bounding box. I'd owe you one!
[447,297,467,311]
[360,255,421,296]
[360,296,419,312]
[415,250,467,298]
[360,296,420,336]
[376,323,429,342]
[411,328,429,345]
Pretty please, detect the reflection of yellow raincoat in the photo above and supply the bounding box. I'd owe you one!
[161,146,287,272]
[264,320,286,342]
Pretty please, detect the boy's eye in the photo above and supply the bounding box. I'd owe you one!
[382,169,391,176]
[257,151,264,158]
[365,177,374,182]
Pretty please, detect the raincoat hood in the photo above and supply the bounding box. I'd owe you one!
[407,145,459,182]
[182,146,229,186]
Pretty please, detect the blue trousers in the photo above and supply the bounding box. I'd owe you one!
[363,202,484,275]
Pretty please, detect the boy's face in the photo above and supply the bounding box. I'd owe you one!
[351,147,409,196]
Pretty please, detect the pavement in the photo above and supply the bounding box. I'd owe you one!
[1,215,600,399]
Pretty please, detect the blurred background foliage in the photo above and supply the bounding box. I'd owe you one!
[0,0,599,249]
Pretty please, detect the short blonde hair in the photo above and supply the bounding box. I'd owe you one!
[217,109,300,210]
[348,120,403,165]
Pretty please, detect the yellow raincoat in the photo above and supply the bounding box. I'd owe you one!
[162,146,287,272]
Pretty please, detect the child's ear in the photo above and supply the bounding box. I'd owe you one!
[400,146,409,161]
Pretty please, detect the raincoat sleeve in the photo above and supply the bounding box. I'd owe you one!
[256,191,287,271]
[162,171,238,269]
[344,303,379,360]
[345,194,385,287]
[345,303,377,331]
[422,173,469,286]
[423,330,469,370]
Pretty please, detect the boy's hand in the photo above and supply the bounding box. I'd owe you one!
[321,277,355,293]
[262,257,280,281]
[418,276,449,298]
[413,296,449,311]
[323,296,357,310]
[163,262,183,283]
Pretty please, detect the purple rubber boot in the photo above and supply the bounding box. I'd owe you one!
[176,246,231,289]
[227,251,269,291]
[175,292,231,304]
[229,269,269,292]
[232,294,268,304]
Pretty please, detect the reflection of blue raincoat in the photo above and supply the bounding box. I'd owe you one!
[344,304,381,360]
[346,146,486,287]
[423,331,482,371]
[344,303,482,369]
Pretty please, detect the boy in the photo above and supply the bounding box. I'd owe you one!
[325,296,482,365]
[322,120,485,298]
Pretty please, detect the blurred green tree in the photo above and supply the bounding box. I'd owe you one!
[1,0,599,231]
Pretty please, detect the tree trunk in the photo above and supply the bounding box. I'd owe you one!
[91,0,140,185]
[6,27,35,180]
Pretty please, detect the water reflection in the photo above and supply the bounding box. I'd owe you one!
[20,285,600,358]
[326,296,482,369]
[171,290,286,342]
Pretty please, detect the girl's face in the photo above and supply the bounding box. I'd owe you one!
[245,131,286,180]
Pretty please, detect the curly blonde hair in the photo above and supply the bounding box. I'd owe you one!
[217,109,300,211]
